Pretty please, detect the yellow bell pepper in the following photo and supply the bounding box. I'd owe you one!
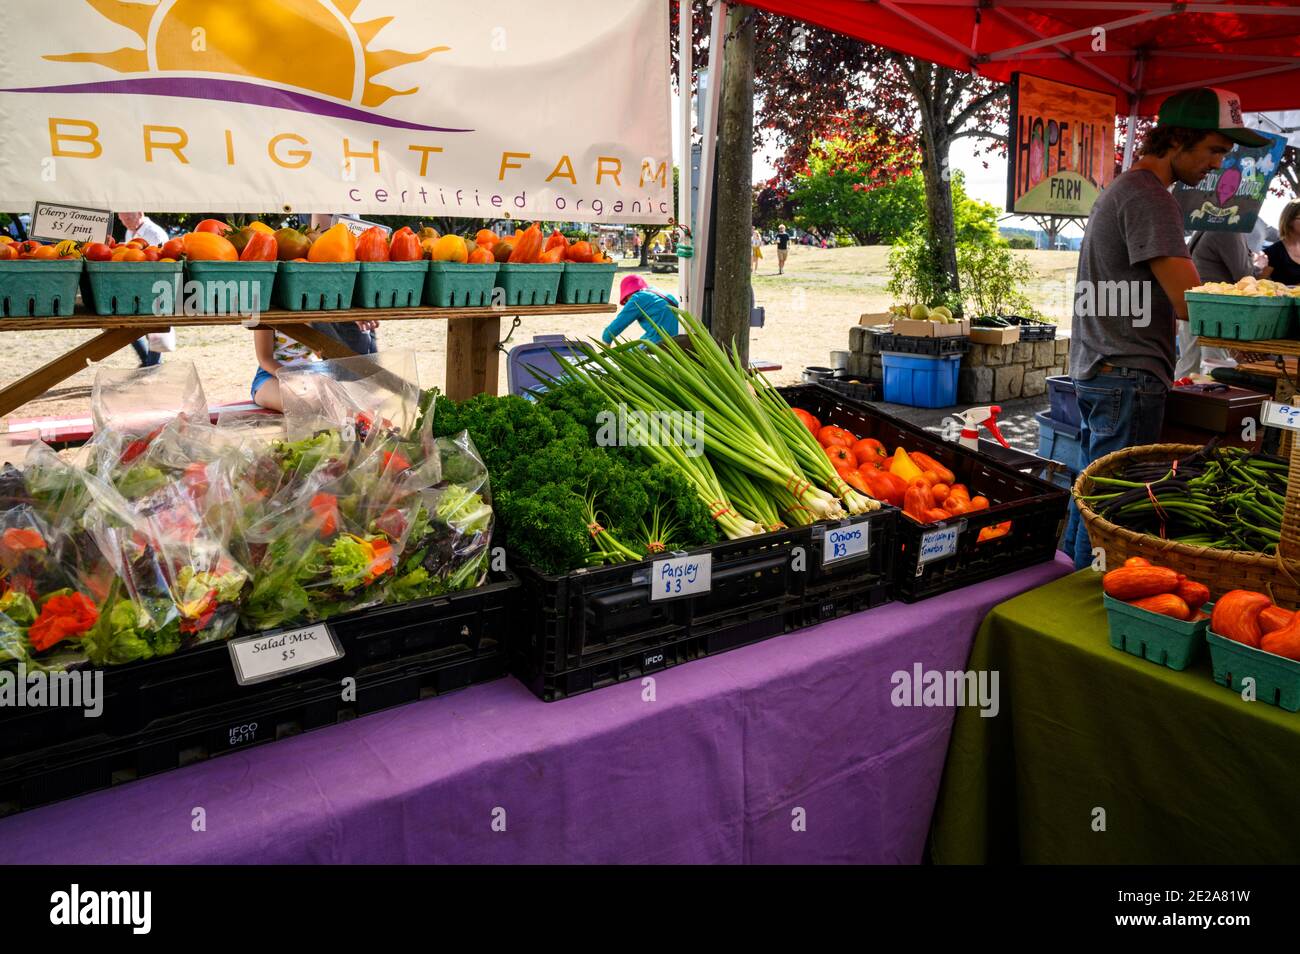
[307,222,357,262]
[889,447,923,482]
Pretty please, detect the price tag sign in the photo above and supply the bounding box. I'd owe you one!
[332,215,391,238]
[1260,401,1300,432]
[228,623,343,686]
[822,519,871,566]
[651,552,712,601]
[919,524,962,566]
[29,202,112,244]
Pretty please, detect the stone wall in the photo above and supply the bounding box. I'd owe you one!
[844,325,1071,404]
[959,336,1071,403]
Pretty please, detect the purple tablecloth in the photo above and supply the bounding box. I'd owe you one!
[0,555,1072,864]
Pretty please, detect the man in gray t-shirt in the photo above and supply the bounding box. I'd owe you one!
[1063,86,1266,569]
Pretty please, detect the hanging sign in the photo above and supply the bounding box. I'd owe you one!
[1175,131,1288,232]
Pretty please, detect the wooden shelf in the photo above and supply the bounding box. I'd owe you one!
[1197,336,1300,358]
[0,302,614,333]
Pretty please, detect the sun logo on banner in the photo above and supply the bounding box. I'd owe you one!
[19,0,465,131]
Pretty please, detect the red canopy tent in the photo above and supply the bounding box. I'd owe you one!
[738,0,1300,114]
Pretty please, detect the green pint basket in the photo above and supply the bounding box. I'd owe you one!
[425,262,498,308]
[83,261,183,316]
[1207,630,1300,711]
[274,262,360,311]
[354,261,428,309]
[1186,292,1295,340]
[0,260,83,317]
[495,263,563,306]
[558,262,617,304]
[1104,594,1208,671]
[184,261,278,316]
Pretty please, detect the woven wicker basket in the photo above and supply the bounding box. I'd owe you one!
[1074,442,1300,609]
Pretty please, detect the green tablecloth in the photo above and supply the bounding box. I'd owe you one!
[930,568,1300,863]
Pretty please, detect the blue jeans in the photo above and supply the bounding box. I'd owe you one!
[1065,368,1168,569]
[131,337,161,367]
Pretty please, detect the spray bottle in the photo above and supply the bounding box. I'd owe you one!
[956,405,1009,452]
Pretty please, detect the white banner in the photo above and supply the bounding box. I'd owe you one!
[0,0,672,224]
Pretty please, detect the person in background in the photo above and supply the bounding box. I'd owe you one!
[1174,229,1260,379]
[776,224,790,275]
[751,228,762,271]
[602,275,679,345]
[1258,201,1300,285]
[1066,87,1265,569]
[250,329,315,412]
[118,212,171,368]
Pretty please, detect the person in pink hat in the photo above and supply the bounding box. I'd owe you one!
[601,274,680,344]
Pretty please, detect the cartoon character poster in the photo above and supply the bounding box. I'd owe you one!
[1175,131,1288,232]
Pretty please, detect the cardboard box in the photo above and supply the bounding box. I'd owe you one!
[889,317,970,338]
[858,311,893,327]
[969,326,1020,346]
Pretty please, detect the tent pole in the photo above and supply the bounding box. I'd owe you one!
[678,0,693,308]
[1121,96,1140,171]
[691,0,727,319]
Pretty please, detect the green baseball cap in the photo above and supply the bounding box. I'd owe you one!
[1157,87,1269,147]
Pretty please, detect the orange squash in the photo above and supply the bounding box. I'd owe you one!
[1260,613,1300,660]
[1261,605,1295,634]
[1210,590,1272,648]
[1130,593,1193,621]
[1101,566,1180,601]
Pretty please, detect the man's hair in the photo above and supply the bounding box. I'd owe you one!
[1140,125,1213,158]
[1280,201,1300,240]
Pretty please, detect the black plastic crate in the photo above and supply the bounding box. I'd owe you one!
[821,374,880,402]
[781,384,1068,603]
[0,573,519,760]
[511,528,807,679]
[0,642,508,816]
[876,333,969,357]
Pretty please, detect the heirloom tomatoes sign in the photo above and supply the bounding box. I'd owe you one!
[0,0,672,223]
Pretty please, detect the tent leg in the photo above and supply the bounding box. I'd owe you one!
[1121,96,1140,171]
[690,0,728,318]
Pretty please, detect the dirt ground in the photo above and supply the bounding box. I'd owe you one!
[4,245,1079,422]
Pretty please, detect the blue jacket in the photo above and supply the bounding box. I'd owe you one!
[602,289,680,344]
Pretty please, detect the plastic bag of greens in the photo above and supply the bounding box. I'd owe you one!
[0,505,95,673]
[78,467,249,665]
[387,430,494,603]
[239,430,435,630]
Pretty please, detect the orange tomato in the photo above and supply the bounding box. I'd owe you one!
[920,470,940,486]
[127,237,149,249]
[239,231,278,262]
[307,223,357,263]
[931,483,950,502]
[0,244,16,262]
[160,237,186,260]
[389,227,423,262]
[818,425,855,448]
[182,231,238,261]
[851,438,886,466]
[474,229,498,248]
[28,246,59,260]
[825,445,855,471]
[143,247,161,261]
[565,240,594,263]
[111,246,146,262]
[969,495,990,511]
[355,226,390,262]
[791,408,820,436]
[194,218,230,235]
[467,247,495,264]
